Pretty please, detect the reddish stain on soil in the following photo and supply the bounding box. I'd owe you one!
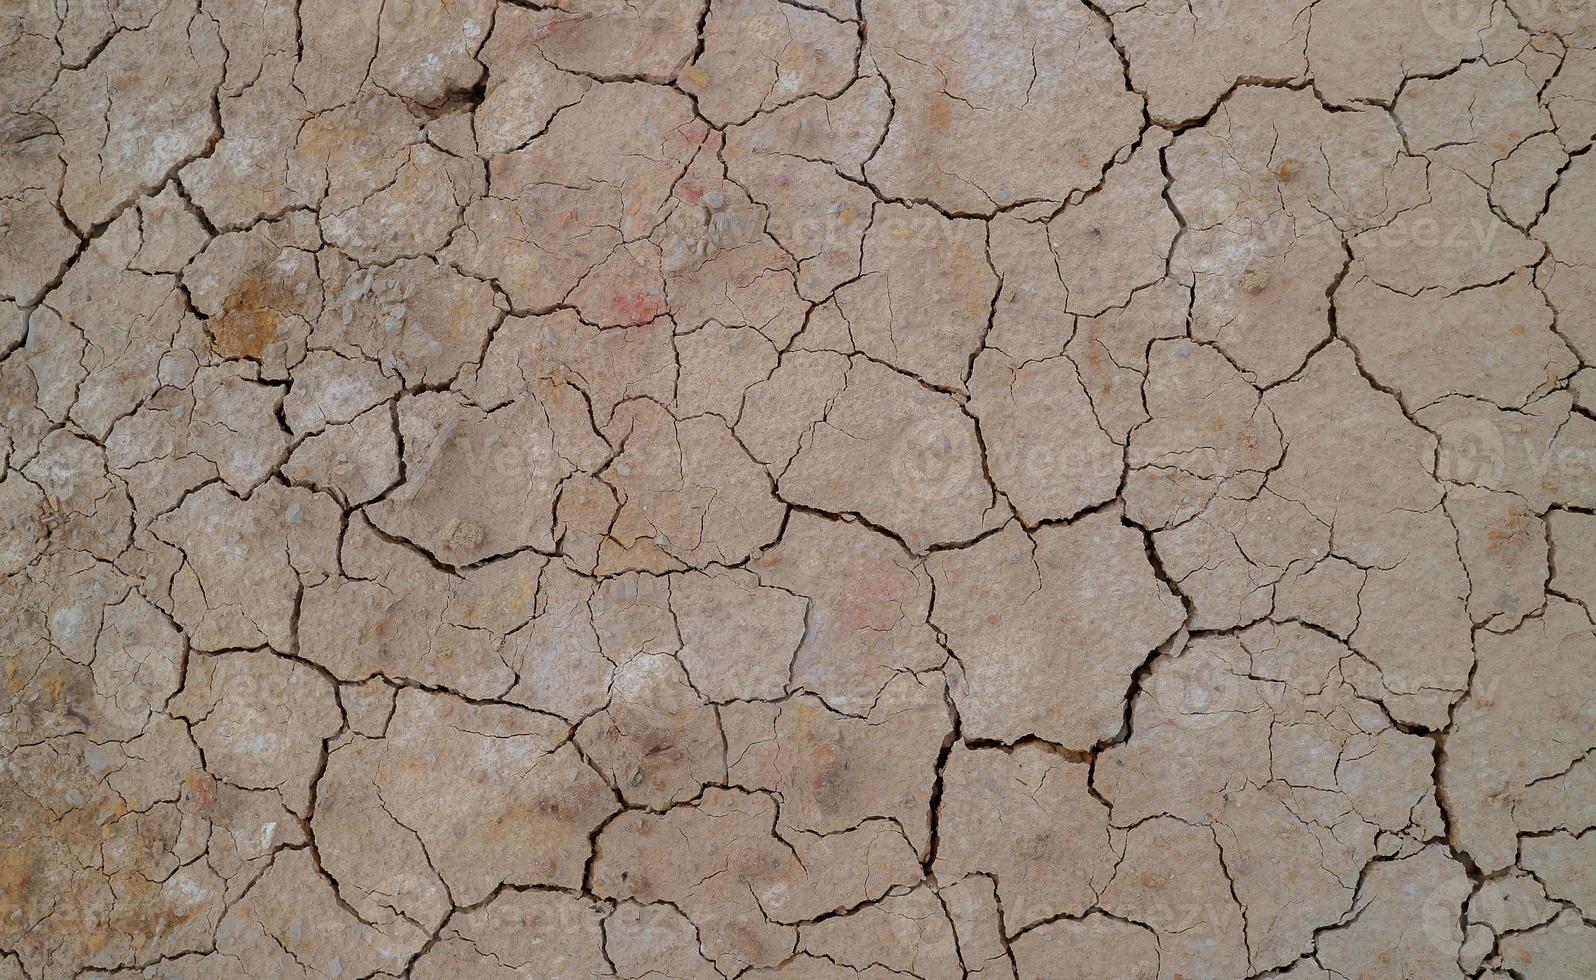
[212,272,293,358]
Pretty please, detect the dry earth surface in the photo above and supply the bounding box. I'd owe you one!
[3,0,1596,977]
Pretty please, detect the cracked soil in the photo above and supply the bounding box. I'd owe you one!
[4,0,1596,977]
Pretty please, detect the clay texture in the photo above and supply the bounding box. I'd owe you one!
[3,0,1595,977]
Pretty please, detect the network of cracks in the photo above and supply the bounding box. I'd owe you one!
[3,0,1596,977]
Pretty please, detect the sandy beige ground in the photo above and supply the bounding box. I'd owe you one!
[3,0,1596,977]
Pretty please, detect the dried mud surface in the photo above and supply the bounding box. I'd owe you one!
[4,0,1596,977]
